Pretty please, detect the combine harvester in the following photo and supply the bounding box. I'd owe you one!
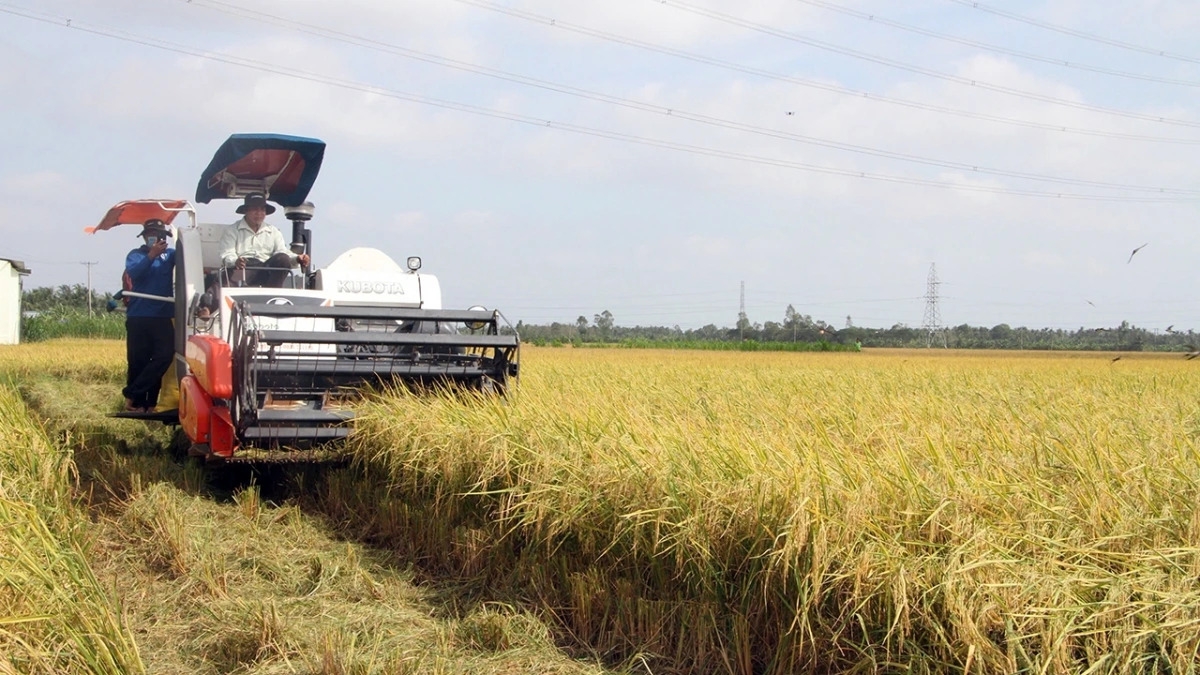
[93,134,519,461]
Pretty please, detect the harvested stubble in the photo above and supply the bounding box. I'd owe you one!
[340,347,1200,674]
[0,339,616,675]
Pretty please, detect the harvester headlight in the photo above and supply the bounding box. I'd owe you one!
[466,305,488,331]
[406,256,422,271]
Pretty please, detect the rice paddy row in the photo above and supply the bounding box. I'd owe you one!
[339,347,1200,673]
[4,340,1199,672]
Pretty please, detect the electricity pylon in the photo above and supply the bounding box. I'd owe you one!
[921,263,947,348]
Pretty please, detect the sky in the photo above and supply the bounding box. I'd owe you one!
[1,0,1198,332]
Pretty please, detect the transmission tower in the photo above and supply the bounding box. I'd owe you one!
[920,263,947,348]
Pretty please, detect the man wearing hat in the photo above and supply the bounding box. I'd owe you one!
[122,218,176,413]
[217,193,310,287]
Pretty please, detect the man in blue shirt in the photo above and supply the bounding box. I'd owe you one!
[123,219,176,412]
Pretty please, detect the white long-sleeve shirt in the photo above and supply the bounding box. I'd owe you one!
[218,218,297,267]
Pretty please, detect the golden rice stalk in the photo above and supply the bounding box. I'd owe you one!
[0,382,143,674]
[342,347,1200,673]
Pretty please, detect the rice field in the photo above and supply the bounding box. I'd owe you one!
[0,341,613,675]
[0,356,144,674]
[3,341,1200,673]
[342,347,1200,673]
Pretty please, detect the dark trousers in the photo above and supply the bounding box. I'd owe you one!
[124,316,175,409]
[228,252,294,288]
[202,253,296,311]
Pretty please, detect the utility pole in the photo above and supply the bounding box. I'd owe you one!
[739,280,746,340]
[920,263,947,348]
[81,261,98,317]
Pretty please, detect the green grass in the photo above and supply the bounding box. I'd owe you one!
[22,308,125,342]
[531,337,859,351]
[602,338,858,351]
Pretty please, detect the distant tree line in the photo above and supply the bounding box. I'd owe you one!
[23,284,115,314]
[20,286,1195,352]
[516,305,1196,352]
[20,285,124,341]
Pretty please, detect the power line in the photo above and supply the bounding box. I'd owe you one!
[946,0,1200,66]
[793,0,1200,88]
[656,0,1200,129]
[179,0,1200,197]
[2,4,1189,203]
[452,0,1200,146]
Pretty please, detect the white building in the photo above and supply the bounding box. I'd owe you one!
[0,259,31,345]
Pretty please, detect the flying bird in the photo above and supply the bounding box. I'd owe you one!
[1127,242,1149,263]
[1086,299,1095,307]
[1186,345,1200,360]
[1166,324,1176,334]
[1110,356,1122,363]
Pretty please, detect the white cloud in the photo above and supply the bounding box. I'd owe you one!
[0,170,70,198]
[2,0,1199,328]
[1021,250,1066,268]
[511,0,828,50]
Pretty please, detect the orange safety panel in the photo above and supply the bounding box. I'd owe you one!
[186,335,233,399]
[86,199,187,234]
[210,406,237,459]
[178,375,212,444]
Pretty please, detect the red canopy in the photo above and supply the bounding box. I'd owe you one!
[86,199,190,234]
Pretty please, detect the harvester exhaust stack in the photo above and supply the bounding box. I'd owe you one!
[285,202,314,274]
